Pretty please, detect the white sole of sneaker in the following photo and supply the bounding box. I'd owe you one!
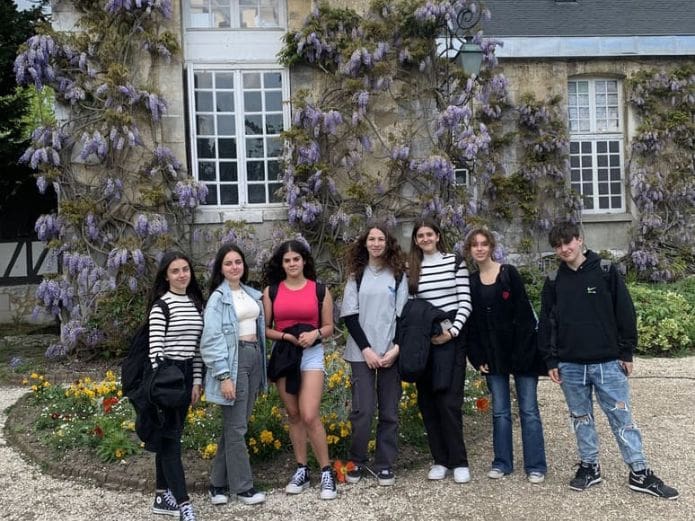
[569,477,602,491]
[377,477,395,486]
[237,495,266,505]
[152,508,181,517]
[345,475,361,484]
[209,495,228,506]
[628,485,680,500]
[285,482,310,494]
[319,491,337,500]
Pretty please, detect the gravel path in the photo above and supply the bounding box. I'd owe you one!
[2,357,693,521]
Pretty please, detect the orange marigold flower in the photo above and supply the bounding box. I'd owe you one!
[476,397,490,412]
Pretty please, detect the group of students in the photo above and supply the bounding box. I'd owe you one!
[141,219,679,521]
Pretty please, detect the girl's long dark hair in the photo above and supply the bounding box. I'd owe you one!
[262,240,317,287]
[345,223,406,282]
[463,226,497,266]
[147,251,204,312]
[208,243,249,294]
[407,218,448,294]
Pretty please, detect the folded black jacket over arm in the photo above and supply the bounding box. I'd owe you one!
[267,323,318,395]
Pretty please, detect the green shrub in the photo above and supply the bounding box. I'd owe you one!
[629,283,693,355]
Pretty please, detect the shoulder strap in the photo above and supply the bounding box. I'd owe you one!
[316,282,326,327]
[499,264,512,290]
[355,271,364,293]
[356,270,404,293]
[152,299,170,334]
[269,283,279,303]
[454,251,464,271]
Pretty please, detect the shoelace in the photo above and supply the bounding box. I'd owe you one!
[179,503,195,521]
[290,468,307,485]
[162,490,178,509]
[320,471,335,490]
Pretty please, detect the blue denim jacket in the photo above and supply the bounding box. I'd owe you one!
[200,282,267,405]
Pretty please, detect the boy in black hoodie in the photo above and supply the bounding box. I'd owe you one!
[538,221,678,500]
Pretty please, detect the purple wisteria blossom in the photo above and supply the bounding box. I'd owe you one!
[328,209,349,230]
[435,105,472,137]
[174,180,208,208]
[79,130,108,160]
[105,0,173,18]
[107,247,131,273]
[85,213,100,241]
[147,146,183,178]
[390,144,410,161]
[103,177,124,200]
[13,34,58,89]
[36,278,74,317]
[20,126,65,170]
[142,92,168,121]
[411,155,456,184]
[61,319,87,350]
[35,214,64,241]
[134,213,168,237]
[297,141,320,165]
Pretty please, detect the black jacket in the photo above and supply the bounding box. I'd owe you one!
[397,299,461,390]
[468,264,544,376]
[538,250,637,369]
[267,323,318,395]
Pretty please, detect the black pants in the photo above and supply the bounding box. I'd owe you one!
[416,349,468,468]
[155,358,193,504]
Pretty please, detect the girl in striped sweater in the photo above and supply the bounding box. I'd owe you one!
[147,251,204,521]
[407,218,473,484]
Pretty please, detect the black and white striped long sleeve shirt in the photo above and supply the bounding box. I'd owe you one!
[414,251,472,337]
[148,291,204,385]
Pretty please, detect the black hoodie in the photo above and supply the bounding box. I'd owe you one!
[538,250,637,369]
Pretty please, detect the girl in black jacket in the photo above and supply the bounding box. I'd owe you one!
[465,227,547,484]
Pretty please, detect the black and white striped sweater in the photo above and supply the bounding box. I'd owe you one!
[414,251,472,337]
[148,291,204,385]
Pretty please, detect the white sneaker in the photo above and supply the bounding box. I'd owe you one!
[427,464,448,480]
[319,468,337,500]
[285,465,310,494]
[237,488,266,505]
[487,468,505,479]
[528,472,545,484]
[453,466,471,483]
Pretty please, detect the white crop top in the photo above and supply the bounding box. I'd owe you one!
[232,289,259,337]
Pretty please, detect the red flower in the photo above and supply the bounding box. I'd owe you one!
[476,397,490,413]
[92,425,104,439]
[102,396,119,414]
[333,460,356,483]
[501,290,510,300]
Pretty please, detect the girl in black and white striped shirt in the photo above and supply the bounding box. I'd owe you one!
[146,251,204,521]
[407,218,472,485]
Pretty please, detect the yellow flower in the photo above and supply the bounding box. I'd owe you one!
[115,448,125,460]
[121,420,135,431]
[368,439,376,452]
[43,381,50,388]
[340,426,350,438]
[249,437,257,446]
[273,439,281,450]
[252,446,259,454]
[31,385,38,392]
[201,443,218,459]
[21,379,28,385]
[105,370,116,381]
[30,372,39,380]
[259,430,274,444]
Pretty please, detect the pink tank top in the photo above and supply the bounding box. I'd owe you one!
[273,280,320,331]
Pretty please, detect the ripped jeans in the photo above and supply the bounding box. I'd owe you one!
[558,361,647,471]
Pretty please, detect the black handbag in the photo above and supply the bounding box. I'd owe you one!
[148,359,187,408]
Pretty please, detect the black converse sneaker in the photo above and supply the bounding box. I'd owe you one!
[319,466,337,500]
[152,489,180,517]
[569,462,602,491]
[377,468,396,486]
[346,463,363,484]
[178,502,196,521]
[285,464,311,494]
[629,469,679,499]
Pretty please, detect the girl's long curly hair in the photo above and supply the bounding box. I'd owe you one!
[407,218,448,294]
[262,240,317,287]
[147,251,204,312]
[344,223,406,282]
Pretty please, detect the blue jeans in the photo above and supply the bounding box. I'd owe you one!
[558,361,647,471]
[486,374,547,475]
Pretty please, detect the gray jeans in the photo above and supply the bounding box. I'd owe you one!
[348,361,402,471]
[210,341,262,493]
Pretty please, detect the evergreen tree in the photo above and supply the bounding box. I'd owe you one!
[0,0,52,239]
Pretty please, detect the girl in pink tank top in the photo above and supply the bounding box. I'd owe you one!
[262,240,337,500]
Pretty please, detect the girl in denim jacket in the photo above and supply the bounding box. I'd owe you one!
[200,243,267,506]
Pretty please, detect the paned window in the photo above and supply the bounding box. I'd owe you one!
[190,69,287,206]
[567,79,625,213]
[186,0,283,29]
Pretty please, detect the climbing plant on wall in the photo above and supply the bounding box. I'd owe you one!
[14,0,208,356]
[627,65,695,282]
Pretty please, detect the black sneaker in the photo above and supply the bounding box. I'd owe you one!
[152,489,180,517]
[208,485,228,505]
[569,462,602,491]
[346,463,362,484]
[237,487,266,505]
[178,502,196,521]
[319,466,337,500]
[377,468,396,486]
[285,464,311,494]
[629,469,679,500]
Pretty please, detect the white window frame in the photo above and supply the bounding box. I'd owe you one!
[567,78,626,215]
[187,65,290,208]
[184,0,286,30]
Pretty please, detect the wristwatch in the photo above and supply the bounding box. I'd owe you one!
[215,372,231,382]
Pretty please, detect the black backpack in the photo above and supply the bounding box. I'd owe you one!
[121,299,170,398]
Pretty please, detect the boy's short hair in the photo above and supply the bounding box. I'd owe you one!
[548,221,582,248]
